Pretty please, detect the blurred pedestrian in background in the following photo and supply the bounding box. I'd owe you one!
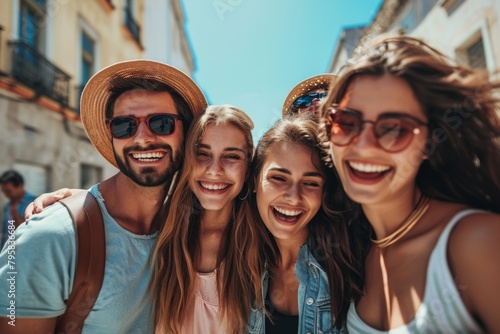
[0,170,36,249]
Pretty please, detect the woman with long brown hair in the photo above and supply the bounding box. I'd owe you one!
[151,104,262,333]
[246,114,366,333]
[320,36,500,332]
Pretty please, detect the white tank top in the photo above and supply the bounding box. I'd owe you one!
[347,209,484,333]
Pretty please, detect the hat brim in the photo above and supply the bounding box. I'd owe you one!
[282,74,336,117]
[80,59,207,168]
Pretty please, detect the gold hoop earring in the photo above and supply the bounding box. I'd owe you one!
[238,183,250,200]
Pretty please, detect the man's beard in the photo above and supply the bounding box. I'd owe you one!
[114,144,183,187]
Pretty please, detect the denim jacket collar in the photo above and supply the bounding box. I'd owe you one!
[295,241,323,284]
[247,239,346,333]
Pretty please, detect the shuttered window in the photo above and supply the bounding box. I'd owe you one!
[466,38,487,69]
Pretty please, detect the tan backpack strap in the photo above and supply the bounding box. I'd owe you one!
[56,191,106,334]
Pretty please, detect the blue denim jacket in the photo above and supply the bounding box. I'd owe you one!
[246,243,348,334]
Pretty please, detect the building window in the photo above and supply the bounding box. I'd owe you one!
[80,164,102,189]
[81,32,95,80]
[456,34,488,70]
[124,0,141,45]
[77,31,95,111]
[465,38,487,70]
[11,0,70,105]
[18,0,46,54]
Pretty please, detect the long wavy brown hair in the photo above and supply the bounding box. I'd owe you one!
[320,35,500,212]
[248,114,368,329]
[150,105,263,333]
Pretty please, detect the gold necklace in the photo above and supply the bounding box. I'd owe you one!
[371,195,430,248]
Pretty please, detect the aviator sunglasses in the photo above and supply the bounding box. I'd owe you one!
[292,92,328,108]
[106,113,182,139]
[327,108,428,153]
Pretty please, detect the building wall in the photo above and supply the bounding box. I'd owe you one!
[143,0,194,74]
[55,0,146,109]
[0,1,13,73]
[410,0,500,72]
[329,0,500,76]
[169,0,195,74]
[0,0,197,228]
[143,0,173,63]
[0,1,138,208]
[0,90,110,192]
[329,45,351,75]
[329,27,367,75]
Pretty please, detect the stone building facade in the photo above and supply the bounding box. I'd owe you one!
[0,0,196,225]
[329,0,500,78]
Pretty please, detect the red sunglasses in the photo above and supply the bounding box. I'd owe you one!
[327,107,428,153]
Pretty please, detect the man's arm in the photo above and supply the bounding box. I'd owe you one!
[0,317,57,334]
[0,204,76,332]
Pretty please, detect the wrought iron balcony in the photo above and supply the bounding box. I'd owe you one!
[9,40,71,106]
[124,6,141,45]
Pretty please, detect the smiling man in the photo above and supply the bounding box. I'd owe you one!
[0,60,207,333]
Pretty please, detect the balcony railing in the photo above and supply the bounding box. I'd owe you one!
[124,7,141,45]
[9,40,71,106]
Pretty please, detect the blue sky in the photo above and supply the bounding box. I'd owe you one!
[182,0,383,140]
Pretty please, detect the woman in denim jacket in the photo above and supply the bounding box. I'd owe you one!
[246,114,367,333]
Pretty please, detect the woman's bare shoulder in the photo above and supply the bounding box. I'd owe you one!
[447,209,500,332]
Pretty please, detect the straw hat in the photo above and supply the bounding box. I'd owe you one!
[282,74,336,117]
[80,59,207,168]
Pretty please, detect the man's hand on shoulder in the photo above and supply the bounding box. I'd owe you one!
[24,188,81,220]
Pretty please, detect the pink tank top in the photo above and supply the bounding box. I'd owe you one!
[180,269,228,333]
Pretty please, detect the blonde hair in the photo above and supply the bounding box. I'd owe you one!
[151,105,263,333]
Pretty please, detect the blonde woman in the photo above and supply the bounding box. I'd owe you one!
[151,105,263,333]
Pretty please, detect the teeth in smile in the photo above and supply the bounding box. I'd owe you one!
[273,206,303,217]
[348,161,390,173]
[132,152,165,161]
[200,182,230,190]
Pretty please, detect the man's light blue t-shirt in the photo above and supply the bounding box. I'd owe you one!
[1,192,37,249]
[0,184,157,333]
